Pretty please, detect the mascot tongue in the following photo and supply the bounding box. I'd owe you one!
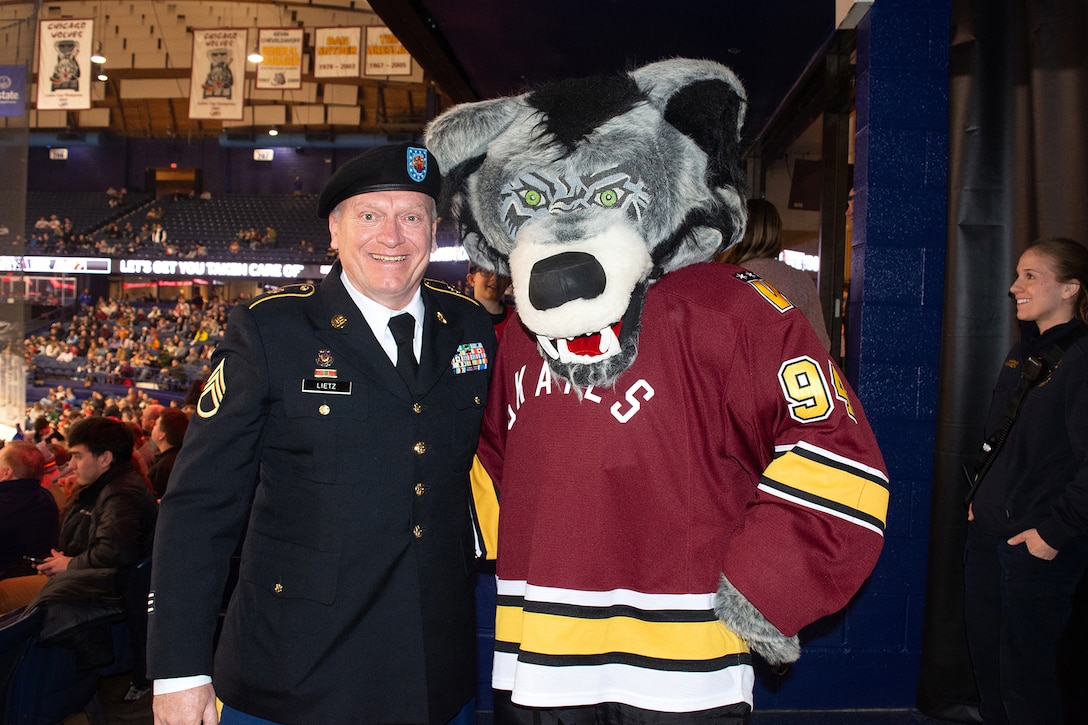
[567,321,623,355]
[537,320,624,362]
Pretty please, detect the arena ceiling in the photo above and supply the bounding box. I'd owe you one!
[3,0,860,151]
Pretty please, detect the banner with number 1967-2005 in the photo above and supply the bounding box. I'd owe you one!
[36,18,92,110]
[188,28,247,121]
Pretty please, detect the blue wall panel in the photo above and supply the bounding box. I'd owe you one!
[756,0,951,711]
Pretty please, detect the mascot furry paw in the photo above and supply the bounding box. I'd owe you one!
[429,58,889,718]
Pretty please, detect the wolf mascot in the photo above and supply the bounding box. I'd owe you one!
[425,58,889,721]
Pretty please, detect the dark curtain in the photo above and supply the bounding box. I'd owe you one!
[919,0,1088,722]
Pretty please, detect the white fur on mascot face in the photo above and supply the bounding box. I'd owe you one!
[425,58,747,390]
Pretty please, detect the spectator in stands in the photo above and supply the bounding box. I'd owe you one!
[136,404,164,469]
[151,223,167,246]
[0,441,57,579]
[36,417,159,702]
[31,416,63,445]
[41,442,72,511]
[146,408,188,498]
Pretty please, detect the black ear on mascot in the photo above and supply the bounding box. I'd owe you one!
[631,58,748,227]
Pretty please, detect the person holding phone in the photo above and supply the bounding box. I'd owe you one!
[0,441,57,582]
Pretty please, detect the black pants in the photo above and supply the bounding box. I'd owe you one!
[493,690,750,725]
[964,526,1088,724]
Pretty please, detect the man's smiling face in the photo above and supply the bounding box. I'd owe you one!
[329,190,438,310]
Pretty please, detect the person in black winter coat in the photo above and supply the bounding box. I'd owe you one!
[0,441,57,579]
[965,237,1088,725]
[37,416,158,701]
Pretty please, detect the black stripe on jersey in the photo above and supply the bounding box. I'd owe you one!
[761,475,887,532]
[496,595,717,623]
[496,640,753,672]
[773,445,889,490]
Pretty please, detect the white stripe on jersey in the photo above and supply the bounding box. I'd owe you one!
[493,650,755,712]
[497,579,717,610]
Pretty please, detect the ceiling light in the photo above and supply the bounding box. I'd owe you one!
[248,51,263,63]
[97,73,109,81]
[268,129,279,137]
[91,52,106,64]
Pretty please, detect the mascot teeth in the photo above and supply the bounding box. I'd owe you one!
[537,321,623,364]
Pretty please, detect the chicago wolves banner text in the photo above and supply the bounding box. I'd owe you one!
[36,18,92,110]
[188,28,246,121]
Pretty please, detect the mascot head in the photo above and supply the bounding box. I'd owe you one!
[425,58,747,389]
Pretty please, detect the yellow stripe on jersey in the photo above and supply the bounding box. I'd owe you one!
[470,455,499,560]
[496,602,749,662]
[760,447,888,532]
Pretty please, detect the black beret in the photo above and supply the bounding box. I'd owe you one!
[316,142,442,218]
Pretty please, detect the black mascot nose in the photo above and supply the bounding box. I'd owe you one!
[528,252,607,311]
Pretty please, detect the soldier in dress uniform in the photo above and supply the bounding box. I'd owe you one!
[147,143,496,725]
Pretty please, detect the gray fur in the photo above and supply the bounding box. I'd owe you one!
[714,574,801,667]
[424,58,747,389]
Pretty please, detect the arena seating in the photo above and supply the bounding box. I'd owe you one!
[24,191,332,264]
[25,191,152,242]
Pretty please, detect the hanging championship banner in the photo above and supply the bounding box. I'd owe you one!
[255,27,303,90]
[188,28,246,121]
[313,27,361,78]
[364,26,412,77]
[0,66,27,117]
[36,18,93,110]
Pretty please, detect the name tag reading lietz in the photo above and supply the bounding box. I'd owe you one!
[301,379,352,395]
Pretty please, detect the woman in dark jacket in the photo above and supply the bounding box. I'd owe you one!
[965,237,1088,725]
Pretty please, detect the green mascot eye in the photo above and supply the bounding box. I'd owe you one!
[597,189,620,207]
[523,189,545,207]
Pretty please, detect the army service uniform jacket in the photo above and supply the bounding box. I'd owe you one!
[147,263,496,725]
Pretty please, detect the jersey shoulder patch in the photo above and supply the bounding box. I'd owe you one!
[731,269,796,314]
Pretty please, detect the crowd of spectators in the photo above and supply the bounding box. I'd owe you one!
[25,295,236,393]
[28,216,215,260]
[1,394,183,702]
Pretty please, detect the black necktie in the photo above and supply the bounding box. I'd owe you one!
[388,313,418,384]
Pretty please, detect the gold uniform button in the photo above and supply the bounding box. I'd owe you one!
[331,314,348,329]
[474,396,482,405]
[273,582,283,594]
[318,404,330,416]
[412,402,422,414]
[413,525,424,539]
[415,482,426,497]
[413,441,426,455]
